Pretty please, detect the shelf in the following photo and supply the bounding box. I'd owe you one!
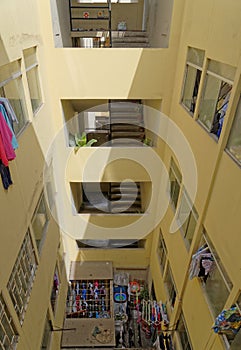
[72,17,109,20]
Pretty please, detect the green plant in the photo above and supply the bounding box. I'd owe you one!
[74,132,97,153]
[143,137,152,146]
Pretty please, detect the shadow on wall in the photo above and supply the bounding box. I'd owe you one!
[0,36,11,66]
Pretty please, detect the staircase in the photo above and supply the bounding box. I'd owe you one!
[112,31,150,48]
[109,182,142,213]
[109,100,145,147]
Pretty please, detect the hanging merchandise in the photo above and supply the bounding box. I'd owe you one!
[212,305,241,335]
[189,244,215,281]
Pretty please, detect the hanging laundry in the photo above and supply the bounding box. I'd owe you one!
[0,104,18,150]
[0,97,18,128]
[189,244,215,280]
[0,111,16,163]
[212,305,241,335]
[0,161,13,190]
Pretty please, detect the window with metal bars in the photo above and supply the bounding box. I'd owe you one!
[0,294,18,349]
[7,230,38,324]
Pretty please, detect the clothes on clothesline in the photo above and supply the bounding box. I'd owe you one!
[189,244,215,281]
[0,104,18,150]
[153,331,174,350]
[0,97,19,127]
[0,161,12,190]
[212,305,241,335]
[0,99,18,189]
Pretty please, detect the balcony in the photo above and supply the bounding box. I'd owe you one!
[62,100,154,148]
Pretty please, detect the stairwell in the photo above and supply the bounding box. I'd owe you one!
[112,31,150,48]
[109,100,145,147]
[109,182,142,214]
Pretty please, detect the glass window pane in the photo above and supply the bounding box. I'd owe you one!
[187,47,205,66]
[165,265,176,308]
[198,75,221,130]
[177,314,192,350]
[182,66,200,112]
[0,77,28,135]
[227,95,241,163]
[204,266,230,316]
[32,194,49,252]
[208,60,236,81]
[26,67,42,112]
[23,47,37,68]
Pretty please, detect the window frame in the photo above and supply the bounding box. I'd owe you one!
[7,230,38,324]
[177,188,199,249]
[164,263,177,309]
[197,67,233,140]
[0,294,18,349]
[199,231,233,317]
[176,312,193,350]
[0,61,28,136]
[158,229,168,274]
[23,46,43,115]
[169,158,182,210]
[226,94,241,165]
[31,192,50,255]
[181,47,205,115]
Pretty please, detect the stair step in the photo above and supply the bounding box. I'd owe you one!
[110,194,141,200]
[112,42,150,48]
[112,37,149,43]
[109,139,145,146]
[111,124,144,131]
[112,31,148,38]
[111,132,145,138]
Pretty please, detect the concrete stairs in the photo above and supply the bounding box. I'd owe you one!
[109,100,145,147]
[112,31,149,48]
[109,182,142,213]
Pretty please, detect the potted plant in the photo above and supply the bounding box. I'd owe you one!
[74,132,97,153]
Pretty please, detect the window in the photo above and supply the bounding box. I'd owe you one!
[41,314,52,350]
[0,294,18,349]
[32,193,49,253]
[51,266,60,313]
[181,47,205,114]
[169,158,182,209]
[198,60,235,139]
[177,188,198,249]
[23,47,42,113]
[158,230,167,274]
[226,95,241,164]
[7,230,38,323]
[201,232,233,316]
[177,312,192,350]
[0,60,28,135]
[165,264,177,309]
[76,239,146,248]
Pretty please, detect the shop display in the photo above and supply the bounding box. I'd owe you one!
[66,279,110,319]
